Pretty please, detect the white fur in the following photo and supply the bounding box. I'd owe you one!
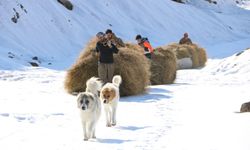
[85,77,102,95]
[112,75,122,87]
[76,77,102,141]
[100,75,122,127]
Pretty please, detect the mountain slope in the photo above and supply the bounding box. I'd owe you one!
[0,0,250,69]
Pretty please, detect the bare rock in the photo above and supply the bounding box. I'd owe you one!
[11,16,17,23]
[32,56,38,60]
[29,62,39,67]
[57,0,73,10]
[240,101,250,113]
[172,0,185,3]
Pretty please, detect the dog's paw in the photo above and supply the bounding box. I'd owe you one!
[112,123,116,126]
[83,138,89,141]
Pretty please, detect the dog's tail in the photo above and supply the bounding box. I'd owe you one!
[112,75,122,87]
[86,77,103,95]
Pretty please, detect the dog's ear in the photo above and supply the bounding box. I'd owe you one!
[110,88,116,100]
[76,93,83,108]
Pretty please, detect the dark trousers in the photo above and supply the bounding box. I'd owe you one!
[98,62,115,83]
[145,53,152,59]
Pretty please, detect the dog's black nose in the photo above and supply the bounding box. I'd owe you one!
[82,106,86,110]
[103,100,107,104]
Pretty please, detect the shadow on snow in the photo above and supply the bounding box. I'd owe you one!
[116,125,151,131]
[97,138,133,144]
[121,86,172,103]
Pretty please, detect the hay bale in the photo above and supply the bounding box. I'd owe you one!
[64,40,150,96]
[124,43,144,53]
[57,0,73,10]
[124,43,177,85]
[190,44,207,67]
[151,47,177,85]
[78,37,98,60]
[64,54,98,94]
[114,48,150,96]
[183,44,200,68]
[164,43,207,69]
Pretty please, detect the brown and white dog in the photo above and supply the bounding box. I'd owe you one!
[100,75,122,127]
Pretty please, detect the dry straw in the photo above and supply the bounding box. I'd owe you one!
[163,43,207,69]
[150,47,177,85]
[127,43,177,85]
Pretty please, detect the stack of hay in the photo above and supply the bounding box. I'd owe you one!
[64,39,150,96]
[163,43,207,69]
[150,47,177,85]
[124,43,177,85]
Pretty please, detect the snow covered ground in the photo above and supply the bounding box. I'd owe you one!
[239,0,250,10]
[0,49,250,150]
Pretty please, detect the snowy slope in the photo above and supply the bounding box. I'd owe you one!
[0,0,250,69]
[0,49,250,150]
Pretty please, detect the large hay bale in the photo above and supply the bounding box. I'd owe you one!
[114,48,150,96]
[183,44,200,68]
[77,37,98,60]
[150,47,177,85]
[124,43,144,53]
[163,43,207,69]
[125,43,177,85]
[64,40,150,96]
[190,44,207,67]
[64,54,98,94]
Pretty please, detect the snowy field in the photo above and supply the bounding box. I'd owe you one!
[0,49,250,150]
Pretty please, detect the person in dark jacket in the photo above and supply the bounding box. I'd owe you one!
[105,29,125,48]
[95,32,119,83]
[179,32,192,45]
[135,34,154,59]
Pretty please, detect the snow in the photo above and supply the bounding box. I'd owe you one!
[1,0,250,150]
[239,0,250,10]
[1,49,250,150]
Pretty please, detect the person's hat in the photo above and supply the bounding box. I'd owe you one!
[105,29,113,34]
[96,32,105,38]
[135,34,142,40]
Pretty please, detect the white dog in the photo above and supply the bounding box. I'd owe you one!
[100,75,122,127]
[76,77,102,141]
